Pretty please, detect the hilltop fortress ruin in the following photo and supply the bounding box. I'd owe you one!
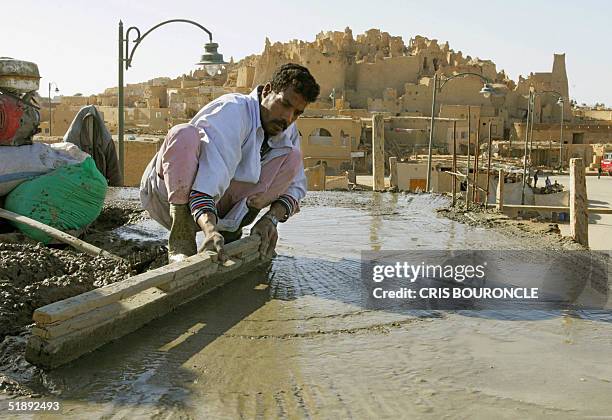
[39,28,611,185]
[226,27,569,124]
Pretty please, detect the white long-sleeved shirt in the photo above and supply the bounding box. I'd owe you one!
[140,87,307,232]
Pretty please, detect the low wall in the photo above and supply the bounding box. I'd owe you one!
[114,139,161,187]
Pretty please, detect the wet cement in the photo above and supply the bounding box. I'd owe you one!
[1,191,612,418]
[0,188,162,397]
[0,243,131,396]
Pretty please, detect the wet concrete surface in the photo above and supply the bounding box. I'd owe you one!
[1,191,612,418]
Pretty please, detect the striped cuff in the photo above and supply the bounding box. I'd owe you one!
[273,194,299,222]
[189,190,217,223]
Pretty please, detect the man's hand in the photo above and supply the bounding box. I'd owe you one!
[250,215,278,259]
[196,212,228,263]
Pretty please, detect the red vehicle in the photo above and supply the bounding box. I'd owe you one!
[601,152,612,175]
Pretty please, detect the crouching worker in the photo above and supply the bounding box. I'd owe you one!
[140,64,320,263]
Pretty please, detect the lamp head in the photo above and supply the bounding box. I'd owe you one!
[198,42,228,76]
[557,97,564,105]
[480,83,494,98]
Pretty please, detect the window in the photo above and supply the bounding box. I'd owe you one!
[315,128,332,136]
[156,112,162,118]
[308,127,333,145]
[340,130,349,147]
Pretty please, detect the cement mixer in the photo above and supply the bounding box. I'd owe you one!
[0,57,41,146]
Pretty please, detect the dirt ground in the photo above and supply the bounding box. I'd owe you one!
[437,202,585,251]
[0,192,166,397]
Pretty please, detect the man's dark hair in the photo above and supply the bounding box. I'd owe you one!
[270,63,320,103]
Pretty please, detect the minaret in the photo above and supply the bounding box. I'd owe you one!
[552,53,569,98]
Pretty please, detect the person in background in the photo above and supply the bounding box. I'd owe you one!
[545,176,552,193]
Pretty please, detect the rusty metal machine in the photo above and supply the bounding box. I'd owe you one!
[0,57,41,146]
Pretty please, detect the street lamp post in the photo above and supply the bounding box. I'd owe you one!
[117,19,226,185]
[426,72,496,192]
[520,88,564,204]
[558,97,564,172]
[521,89,533,205]
[48,82,59,136]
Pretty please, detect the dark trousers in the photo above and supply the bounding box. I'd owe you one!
[221,207,261,244]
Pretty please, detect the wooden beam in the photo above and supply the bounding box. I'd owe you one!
[26,236,267,368]
[570,158,589,247]
[33,236,260,324]
[485,203,612,214]
[372,114,385,191]
[0,208,124,262]
[496,169,504,211]
[31,250,262,340]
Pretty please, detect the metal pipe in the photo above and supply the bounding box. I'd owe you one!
[473,122,480,203]
[521,90,532,205]
[118,20,125,185]
[48,83,52,137]
[452,120,457,207]
[466,106,471,208]
[529,91,536,162]
[486,122,493,207]
[426,74,437,192]
[560,100,564,172]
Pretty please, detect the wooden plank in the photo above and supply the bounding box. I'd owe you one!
[589,208,612,214]
[496,169,504,211]
[26,247,267,369]
[33,236,261,325]
[32,251,261,340]
[443,171,467,178]
[0,208,123,262]
[32,288,167,340]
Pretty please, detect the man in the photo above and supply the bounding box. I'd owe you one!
[533,169,539,188]
[140,63,320,262]
[545,176,552,192]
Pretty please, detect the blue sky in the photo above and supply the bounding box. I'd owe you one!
[3,0,610,105]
